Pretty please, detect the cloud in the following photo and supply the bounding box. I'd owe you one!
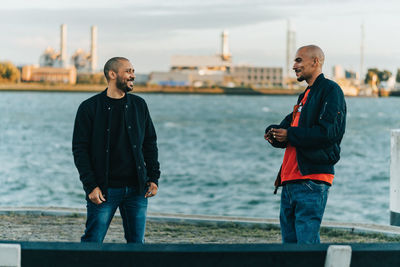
[2,0,400,72]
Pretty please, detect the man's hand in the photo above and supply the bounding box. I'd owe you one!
[271,128,288,142]
[264,129,274,144]
[145,182,158,198]
[88,187,106,204]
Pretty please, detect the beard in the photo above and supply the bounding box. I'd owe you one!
[116,76,133,93]
[297,76,305,82]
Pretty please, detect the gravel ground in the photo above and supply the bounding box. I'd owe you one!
[1,213,400,244]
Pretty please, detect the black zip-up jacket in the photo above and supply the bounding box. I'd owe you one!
[72,89,160,197]
[265,74,346,176]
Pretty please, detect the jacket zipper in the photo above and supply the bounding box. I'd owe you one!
[320,101,328,120]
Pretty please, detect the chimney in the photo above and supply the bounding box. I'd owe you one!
[90,25,98,73]
[221,30,231,61]
[60,24,67,67]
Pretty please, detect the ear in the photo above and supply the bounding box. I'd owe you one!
[109,70,117,80]
[313,57,319,67]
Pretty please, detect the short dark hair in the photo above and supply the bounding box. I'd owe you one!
[103,57,129,81]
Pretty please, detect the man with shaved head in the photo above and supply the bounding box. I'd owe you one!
[264,45,346,244]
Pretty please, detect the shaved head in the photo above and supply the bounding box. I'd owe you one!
[298,45,325,67]
[293,45,325,85]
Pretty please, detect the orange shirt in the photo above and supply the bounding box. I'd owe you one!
[281,89,334,185]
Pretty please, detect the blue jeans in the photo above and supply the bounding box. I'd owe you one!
[81,186,148,243]
[280,180,329,244]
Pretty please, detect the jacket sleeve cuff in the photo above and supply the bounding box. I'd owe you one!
[148,177,159,187]
[83,183,98,196]
[265,124,280,134]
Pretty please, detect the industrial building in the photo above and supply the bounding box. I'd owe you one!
[149,30,283,88]
[39,24,68,68]
[71,26,98,73]
[332,65,360,96]
[232,66,283,88]
[21,65,77,84]
[22,24,98,84]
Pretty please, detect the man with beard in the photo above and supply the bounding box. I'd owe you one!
[72,57,160,243]
[264,45,346,244]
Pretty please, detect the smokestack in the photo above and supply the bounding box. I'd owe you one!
[60,24,67,67]
[221,30,231,61]
[90,25,98,73]
[360,22,365,85]
[286,20,296,79]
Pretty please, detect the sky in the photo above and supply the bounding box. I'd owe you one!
[1,0,400,76]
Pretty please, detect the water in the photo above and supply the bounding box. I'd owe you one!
[0,91,399,225]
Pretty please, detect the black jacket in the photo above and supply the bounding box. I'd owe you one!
[265,74,346,175]
[72,89,160,196]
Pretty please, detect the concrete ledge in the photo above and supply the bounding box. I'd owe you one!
[0,207,399,237]
[0,243,20,267]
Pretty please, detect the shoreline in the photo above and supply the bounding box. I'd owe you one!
[1,207,400,243]
[0,83,304,95]
[1,83,398,97]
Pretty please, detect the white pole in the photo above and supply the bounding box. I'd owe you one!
[390,129,400,225]
[324,245,352,267]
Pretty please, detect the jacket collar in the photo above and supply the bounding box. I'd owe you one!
[308,73,324,90]
[101,88,129,106]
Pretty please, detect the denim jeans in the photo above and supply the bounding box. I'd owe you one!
[280,180,329,244]
[81,186,148,243]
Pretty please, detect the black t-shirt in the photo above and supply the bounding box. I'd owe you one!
[106,95,138,188]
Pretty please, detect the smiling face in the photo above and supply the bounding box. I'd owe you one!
[114,60,136,93]
[293,47,315,83]
[292,45,324,85]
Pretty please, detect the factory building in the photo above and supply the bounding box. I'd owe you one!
[149,71,225,87]
[39,24,68,68]
[149,31,232,88]
[149,30,283,88]
[71,26,98,73]
[232,66,283,88]
[21,65,76,84]
[23,24,97,84]
[170,30,232,73]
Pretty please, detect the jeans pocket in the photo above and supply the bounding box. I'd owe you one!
[303,180,327,192]
[303,181,314,191]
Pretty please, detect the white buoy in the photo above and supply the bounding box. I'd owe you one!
[390,129,400,226]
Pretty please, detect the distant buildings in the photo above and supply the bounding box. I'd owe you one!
[231,66,283,88]
[22,24,98,85]
[332,65,360,96]
[21,65,76,84]
[20,25,285,88]
[149,31,283,88]
[70,26,98,73]
[38,24,68,68]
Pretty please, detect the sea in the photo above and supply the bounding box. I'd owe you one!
[0,91,399,225]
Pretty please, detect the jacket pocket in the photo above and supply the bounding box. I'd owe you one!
[298,144,340,165]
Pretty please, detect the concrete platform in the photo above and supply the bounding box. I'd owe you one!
[0,206,399,238]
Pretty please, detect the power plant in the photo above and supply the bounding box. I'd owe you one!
[71,25,98,73]
[39,24,98,73]
[22,24,98,84]
[39,24,68,68]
